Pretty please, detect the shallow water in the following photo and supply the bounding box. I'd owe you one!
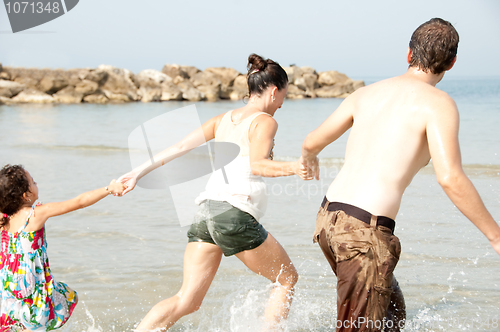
[0,77,499,331]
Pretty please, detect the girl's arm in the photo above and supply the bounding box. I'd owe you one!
[26,180,124,231]
[249,115,310,179]
[119,114,223,194]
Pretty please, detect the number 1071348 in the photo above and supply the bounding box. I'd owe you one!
[5,1,61,14]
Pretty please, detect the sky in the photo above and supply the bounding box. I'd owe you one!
[0,0,499,80]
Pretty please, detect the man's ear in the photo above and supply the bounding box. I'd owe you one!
[407,47,412,64]
[446,56,457,71]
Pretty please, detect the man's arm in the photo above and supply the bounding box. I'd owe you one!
[301,94,355,179]
[426,96,500,255]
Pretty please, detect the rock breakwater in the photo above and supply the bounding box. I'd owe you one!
[0,63,364,104]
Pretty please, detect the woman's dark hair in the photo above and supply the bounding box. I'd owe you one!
[0,164,30,228]
[247,54,288,97]
[409,18,459,75]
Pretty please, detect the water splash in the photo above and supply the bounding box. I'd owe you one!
[84,307,103,332]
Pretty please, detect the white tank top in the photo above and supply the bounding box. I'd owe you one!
[194,110,271,221]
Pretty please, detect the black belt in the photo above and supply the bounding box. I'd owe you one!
[321,197,395,234]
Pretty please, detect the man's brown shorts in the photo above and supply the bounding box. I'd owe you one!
[314,199,406,331]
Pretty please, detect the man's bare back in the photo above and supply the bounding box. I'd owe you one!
[301,17,500,331]
[326,72,453,219]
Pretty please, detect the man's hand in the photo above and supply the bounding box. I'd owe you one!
[299,156,319,180]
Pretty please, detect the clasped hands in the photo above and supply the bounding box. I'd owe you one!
[297,156,319,181]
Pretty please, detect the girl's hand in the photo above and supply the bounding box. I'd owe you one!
[117,171,138,195]
[108,180,126,196]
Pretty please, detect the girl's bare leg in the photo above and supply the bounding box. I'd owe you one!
[235,233,298,330]
[135,242,223,331]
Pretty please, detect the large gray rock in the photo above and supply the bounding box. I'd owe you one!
[162,64,190,80]
[227,75,247,100]
[300,66,318,75]
[12,88,54,103]
[83,90,109,104]
[0,71,11,80]
[190,71,221,101]
[286,84,307,99]
[84,69,108,86]
[13,76,38,89]
[315,82,354,98]
[136,69,172,87]
[53,86,83,103]
[353,80,365,90]
[196,85,220,102]
[97,65,139,101]
[205,67,240,86]
[102,89,131,103]
[5,68,74,91]
[0,80,25,98]
[160,82,183,101]
[176,80,205,101]
[66,69,90,86]
[232,75,247,91]
[38,75,69,94]
[191,71,221,88]
[318,71,350,86]
[180,65,201,79]
[182,88,205,102]
[138,87,162,102]
[0,96,16,105]
[294,73,319,91]
[75,80,99,96]
[293,72,319,98]
[205,67,240,100]
[136,69,173,102]
[284,66,302,84]
[5,68,45,87]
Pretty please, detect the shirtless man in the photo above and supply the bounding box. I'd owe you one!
[301,18,500,331]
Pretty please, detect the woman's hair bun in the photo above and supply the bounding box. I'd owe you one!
[246,53,288,97]
[247,53,268,72]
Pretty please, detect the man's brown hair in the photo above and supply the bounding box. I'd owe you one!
[409,18,459,74]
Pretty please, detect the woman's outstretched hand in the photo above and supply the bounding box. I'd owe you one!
[117,171,138,195]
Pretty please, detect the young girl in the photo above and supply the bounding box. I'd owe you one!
[0,164,124,331]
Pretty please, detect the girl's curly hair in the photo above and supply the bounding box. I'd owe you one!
[0,164,30,228]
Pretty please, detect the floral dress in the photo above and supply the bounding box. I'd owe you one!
[0,205,77,331]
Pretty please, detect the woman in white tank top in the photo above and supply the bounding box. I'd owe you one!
[118,54,312,331]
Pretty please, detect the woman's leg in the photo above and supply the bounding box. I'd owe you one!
[135,242,223,331]
[235,233,298,330]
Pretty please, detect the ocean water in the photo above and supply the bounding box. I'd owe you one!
[0,77,499,331]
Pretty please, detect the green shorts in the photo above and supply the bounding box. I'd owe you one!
[187,200,269,256]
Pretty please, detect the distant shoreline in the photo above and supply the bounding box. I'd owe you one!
[0,63,364,105]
